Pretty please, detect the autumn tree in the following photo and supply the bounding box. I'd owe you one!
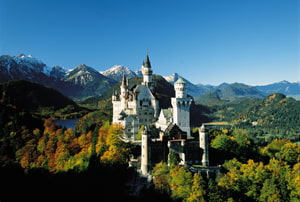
[186,173,206,202]
[169,166,193,201]
[100,123,129,165]
[152,162,171,194]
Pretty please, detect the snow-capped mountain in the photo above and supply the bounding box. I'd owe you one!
[101,65,138,82]
[1,54,299,99]
[0,54,51,81]
[64,64,116,96]
[0,54,116,98]
[50,65,67,81]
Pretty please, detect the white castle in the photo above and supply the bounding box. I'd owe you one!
[112,54,212,176]
[112,54,192,139]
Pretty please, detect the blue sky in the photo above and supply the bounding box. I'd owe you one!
[0,0,299,85]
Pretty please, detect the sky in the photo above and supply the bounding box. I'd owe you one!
[0,0,299,85]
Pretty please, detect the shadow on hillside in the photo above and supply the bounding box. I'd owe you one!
[0,157,173,202]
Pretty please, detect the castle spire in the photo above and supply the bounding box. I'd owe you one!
[143,53,151,68]
[142,53,153,88]
[121,74,127,86]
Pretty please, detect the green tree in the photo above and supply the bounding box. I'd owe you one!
[287,163,300,201]
[169,166,193,201]
[152,162,171,194]
[211,134,236,153]
[277,142,300,165]
[169,150,181,166]
[259,178,283,202]
[186,173,206,202]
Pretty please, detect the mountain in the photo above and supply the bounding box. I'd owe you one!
[0,54,117,98]
[0,54,52,84]
[254,80,300,96]
[0,54,84,97]
[50,65,67,81]
[64,64,117,97]
[1,54,299,100]
[101,65,138,82]
[164,73,300,99]
[164,73,214,97]
[195,83,266,105]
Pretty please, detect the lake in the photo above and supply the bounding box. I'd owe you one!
[54,118,80,130]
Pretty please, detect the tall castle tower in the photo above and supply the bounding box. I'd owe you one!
[141,126,150,176]
[141,54,153,88]
[171,77,192,137]
[199,125,209,166]
[120,74,128,110]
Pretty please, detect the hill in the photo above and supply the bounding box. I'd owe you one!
[0,80,87,118]
[213,93,300,143]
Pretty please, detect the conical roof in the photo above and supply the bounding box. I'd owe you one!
[142,54,151,68]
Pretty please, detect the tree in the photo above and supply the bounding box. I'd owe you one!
[185,173,206,202]
[211,134,236,154]
[53,139,70,171]
[100,123,129,165]
[287,163,300,201]
[277,142,300,165]
[152,162,171,194]
[169,150,181,166]
[259,178,283,202]
[169,166,193,201]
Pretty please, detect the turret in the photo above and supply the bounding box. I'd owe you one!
[199,125,209,166]
[120,74,127,109]
[142,54,153,88]
[141,126,150,176]
[174,77,187,98]
[120,74,127,98]
[171,77,192,137]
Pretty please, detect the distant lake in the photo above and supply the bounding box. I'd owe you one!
[54,119,80,130]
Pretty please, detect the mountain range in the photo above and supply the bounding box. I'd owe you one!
[0,54,299,101]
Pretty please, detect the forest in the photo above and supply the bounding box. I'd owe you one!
[0,80,299,201]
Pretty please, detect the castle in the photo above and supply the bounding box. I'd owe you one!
[112,54,209,175]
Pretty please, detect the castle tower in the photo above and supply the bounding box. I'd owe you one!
[199,125,209,166]
[142,54,153,88]
[120,74,128,109]
[141,126,151,176]
[171,77,192,137]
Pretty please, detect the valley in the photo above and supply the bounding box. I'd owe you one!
[0,54,299,202]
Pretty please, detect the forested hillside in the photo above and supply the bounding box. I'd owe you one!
[0,79,299,201]
[212,93,300,144]
[0,80,88,118]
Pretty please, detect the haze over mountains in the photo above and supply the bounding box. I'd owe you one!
[0,54,299,101]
